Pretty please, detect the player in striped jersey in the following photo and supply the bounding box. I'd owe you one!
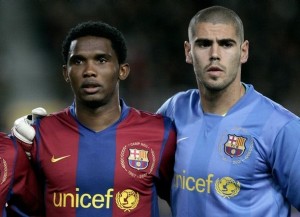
[10,21,176,217]
[0,133,44,217]
[157,5,300,217]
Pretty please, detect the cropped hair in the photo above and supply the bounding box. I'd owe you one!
[62,21,127,64]
[189,6,244,42]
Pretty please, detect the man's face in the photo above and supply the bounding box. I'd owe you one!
[185,22,248,92]
[63,36,127,108]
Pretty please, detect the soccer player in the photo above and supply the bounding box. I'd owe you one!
[0,133,44,217]
[157,6,300,216]
[11,21,176,217]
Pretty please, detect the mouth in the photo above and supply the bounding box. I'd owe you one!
[81,81,101,94]
[206,65,224,77]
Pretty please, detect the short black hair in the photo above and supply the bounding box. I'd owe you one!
[189,6,244,43]
[62,21,127,64]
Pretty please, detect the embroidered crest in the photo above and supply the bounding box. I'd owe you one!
[120,142,155,178]
[128,149,149,170]
[224,134,246,158]
[116,189,139,212]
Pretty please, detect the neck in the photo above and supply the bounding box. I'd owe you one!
[200,82,245,115]
[75,100,121,132]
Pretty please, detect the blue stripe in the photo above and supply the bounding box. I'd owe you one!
[76,123,117,216]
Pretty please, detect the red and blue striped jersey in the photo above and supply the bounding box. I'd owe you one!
[0,133,44,217]
[31,100,176,217]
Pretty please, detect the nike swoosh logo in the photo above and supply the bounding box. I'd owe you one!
[177,137,189,143]
[51,155,71,163]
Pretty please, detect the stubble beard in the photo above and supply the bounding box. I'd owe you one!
[198,74,236,94]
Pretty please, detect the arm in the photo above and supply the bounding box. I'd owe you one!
[0,133,44,216]
[155,119,176,204]
[5,108,47,216]
[0,133,16,216]
[270,119,300,211]
[5,137,45,216]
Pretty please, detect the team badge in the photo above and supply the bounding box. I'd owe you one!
[120,142,155,178]
[218,128,254,164]
[224,134,246,158]
[215,177,240,198]
[0,157,8,184]
[116,189,139,212]
[128,148,149,170]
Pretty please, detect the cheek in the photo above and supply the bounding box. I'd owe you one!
[192,56,205,72]
[192,49,208,64]
[68,75,81,89]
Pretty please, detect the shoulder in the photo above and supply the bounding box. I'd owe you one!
[245,85,300,131]
[37,107,75,129]
[128,107,172,123]
[244,84,297,119]
[255,91,298,121]
[0,132,12,145]
[0,134,15,158]
[122,107,175,134]
[41,107,71,121]
[157,89,199,118]
[167,89,199,105]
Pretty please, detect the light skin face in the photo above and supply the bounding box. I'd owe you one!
[184,22,249,114]
[63,36,130,131]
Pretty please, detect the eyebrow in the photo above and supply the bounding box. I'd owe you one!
[217,38,237,44]
[69,53,112,60]
[195,38,237,43]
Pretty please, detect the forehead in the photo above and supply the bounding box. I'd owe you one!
[190,22,238,40]
[69,36,113,55]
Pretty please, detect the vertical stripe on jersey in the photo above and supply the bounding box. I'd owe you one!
[113,108,166,217]
[76,125,116,217]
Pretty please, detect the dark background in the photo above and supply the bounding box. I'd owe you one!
[0,0,299,129]
[0,1,299,216]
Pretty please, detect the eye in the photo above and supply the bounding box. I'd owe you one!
[74,58,83,65]
[196,40,211,48]
[97,57,108,63]
[220,40,235,48]
[69,56,84,65]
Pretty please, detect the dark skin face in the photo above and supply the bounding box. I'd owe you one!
[63,36,130,131]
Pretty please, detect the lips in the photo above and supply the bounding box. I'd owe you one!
[81,80,101,94]
[206,65,224,78]
[207,66,223,72]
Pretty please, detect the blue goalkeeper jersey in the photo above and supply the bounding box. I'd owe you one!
[157,84,300,217]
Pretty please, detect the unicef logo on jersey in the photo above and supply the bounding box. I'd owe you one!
[215,177,240,198]
[218,128,254,164]
[116,189,139,212]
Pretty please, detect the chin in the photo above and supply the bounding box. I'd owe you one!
[83,100,105,109]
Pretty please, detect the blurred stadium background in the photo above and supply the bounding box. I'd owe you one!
[0,0,299,216]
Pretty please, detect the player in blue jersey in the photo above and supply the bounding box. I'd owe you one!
[157,5,300,217]
[9,21,176,217]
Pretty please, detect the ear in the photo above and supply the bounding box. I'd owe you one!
[240,40,249,64]
[62,65,70,83]
[184,41,193,64]
[118,63,130,80]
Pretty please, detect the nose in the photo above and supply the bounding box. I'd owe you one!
[83,61,97,77]
[209,44,220,62]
